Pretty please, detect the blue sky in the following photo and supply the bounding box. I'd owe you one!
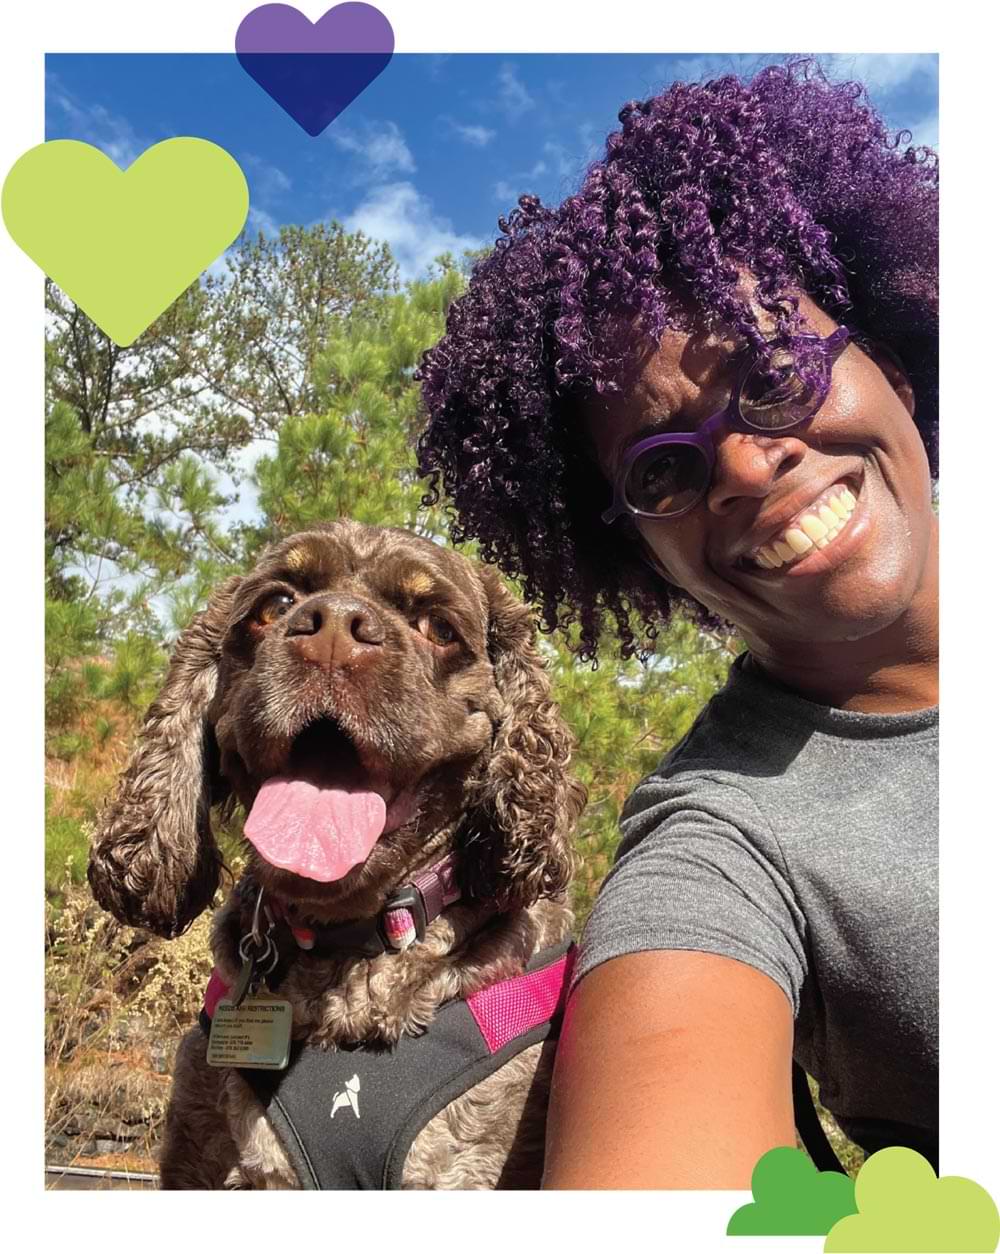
[45,52,938,282]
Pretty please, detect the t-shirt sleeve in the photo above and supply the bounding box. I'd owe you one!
[573,771,809,1016]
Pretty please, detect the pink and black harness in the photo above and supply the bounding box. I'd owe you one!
[199,861,575,1189]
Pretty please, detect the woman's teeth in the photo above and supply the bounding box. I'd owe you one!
[752,485,857,570]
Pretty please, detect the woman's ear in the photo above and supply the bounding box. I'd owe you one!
[634,528,674,583]
[860,336,916,417]
[88,575,242,938]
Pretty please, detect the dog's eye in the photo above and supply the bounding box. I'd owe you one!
[417,614,459,647]
[257,593,295,626]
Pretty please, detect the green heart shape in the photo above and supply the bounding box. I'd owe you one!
[2,138,249,346]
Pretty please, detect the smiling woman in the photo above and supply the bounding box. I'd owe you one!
[416,58,938,1187]
[583,294,937,697]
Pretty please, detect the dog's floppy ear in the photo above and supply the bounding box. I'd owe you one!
[88,575,242,938]
[457,566,586,912]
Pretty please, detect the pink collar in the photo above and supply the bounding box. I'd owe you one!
[269,853,463,955]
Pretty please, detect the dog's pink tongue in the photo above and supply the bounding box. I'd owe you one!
[245,776,387,883]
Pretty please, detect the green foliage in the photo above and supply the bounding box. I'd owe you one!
[253,275,457,537]
[101,634,166,715]
[45,799,89,899]
[547,613,740,919]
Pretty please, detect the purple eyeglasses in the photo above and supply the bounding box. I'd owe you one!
[601,326,852,524]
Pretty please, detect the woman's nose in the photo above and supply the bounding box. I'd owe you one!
[705,432,807,516]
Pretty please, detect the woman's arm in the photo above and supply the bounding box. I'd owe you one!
[542,949,796,1189]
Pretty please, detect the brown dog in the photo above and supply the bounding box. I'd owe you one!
[88,520,585,1188]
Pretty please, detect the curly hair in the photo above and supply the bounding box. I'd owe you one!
[415,59,938,667]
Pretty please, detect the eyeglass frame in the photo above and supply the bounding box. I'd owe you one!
[600,325,853,525]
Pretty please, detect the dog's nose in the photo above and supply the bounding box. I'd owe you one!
[284,594,386,668]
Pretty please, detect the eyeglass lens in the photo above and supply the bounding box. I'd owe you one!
[623,351,832,516]
[739,345,828,432]
[624,443,711,516]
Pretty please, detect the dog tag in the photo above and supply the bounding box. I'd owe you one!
[207,995,293,1070]
[229,955,258,1010]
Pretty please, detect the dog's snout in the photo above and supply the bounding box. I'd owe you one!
[285,594,386,668]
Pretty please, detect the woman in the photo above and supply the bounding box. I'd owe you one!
[416,60,938,1187]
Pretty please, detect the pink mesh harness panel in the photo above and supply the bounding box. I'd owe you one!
[466,946,576,1053]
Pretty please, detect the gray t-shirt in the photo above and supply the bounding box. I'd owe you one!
[574,654,938,1161]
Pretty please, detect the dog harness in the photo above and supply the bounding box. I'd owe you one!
[200,938,575,1189]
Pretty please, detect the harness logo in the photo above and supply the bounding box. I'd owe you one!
[330,1073,361,1120]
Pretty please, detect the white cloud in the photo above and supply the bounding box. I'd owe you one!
[493,144,583,205]
[452,122,496,147]
[45,71,147,168]
[821,53,937,94]
[247,205,281,238]
[543,140,580,180]
[341,182,485,282]
[494,166,546,203]
[645,53,938,99]
[498,62,534,122]
[900,111,939,151]
[241,153,292,200]
[578,121,602,162]
[221,437,276,527]
[424,54,451,82]
[330,120,416,175]
[649,54,764,91]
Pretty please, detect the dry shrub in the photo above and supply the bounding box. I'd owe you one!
[46,867,221,1170]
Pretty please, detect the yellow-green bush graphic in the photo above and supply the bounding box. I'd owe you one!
[825,1147,999,1253]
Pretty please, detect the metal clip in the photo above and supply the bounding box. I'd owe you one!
[231,887,279,1008]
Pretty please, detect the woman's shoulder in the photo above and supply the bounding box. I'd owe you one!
[618,654,937,875]
[637,653,938,804]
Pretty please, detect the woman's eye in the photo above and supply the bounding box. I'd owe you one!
[256,593,295,625]
[417,614,459,647]
[640,452,682,492]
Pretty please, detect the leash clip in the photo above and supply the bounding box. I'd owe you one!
[232,886,280,1007]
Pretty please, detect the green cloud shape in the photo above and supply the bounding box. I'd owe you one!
[824,1147,999,1253]
[727,1146,858,1236]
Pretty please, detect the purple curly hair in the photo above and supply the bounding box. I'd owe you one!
[416,59,938,666]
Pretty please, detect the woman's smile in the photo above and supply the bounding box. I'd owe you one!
[742,479,862,573]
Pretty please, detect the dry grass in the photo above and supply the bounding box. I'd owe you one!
[42,683,245,1178]
[45,879,216,1174]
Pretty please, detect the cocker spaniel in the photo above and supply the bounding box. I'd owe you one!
[88,521,586,1189]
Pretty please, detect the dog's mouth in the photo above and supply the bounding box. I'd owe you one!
[244,718,422,885]
[287,717,366,782]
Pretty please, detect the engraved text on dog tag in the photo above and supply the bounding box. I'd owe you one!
[207,996,293,1070]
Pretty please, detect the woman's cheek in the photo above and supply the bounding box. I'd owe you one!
[638,517,705,580]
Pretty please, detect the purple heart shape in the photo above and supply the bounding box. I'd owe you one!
[236,3,395,137]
